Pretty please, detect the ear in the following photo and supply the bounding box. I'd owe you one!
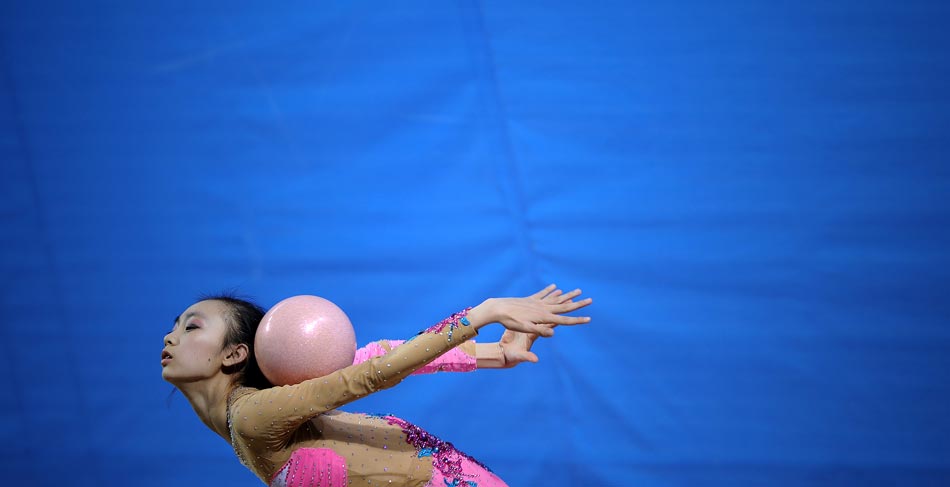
[222,343,249,367]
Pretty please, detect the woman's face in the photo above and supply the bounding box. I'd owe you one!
[161,300,233,385]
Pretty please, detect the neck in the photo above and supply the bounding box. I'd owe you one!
[175,374,238,442]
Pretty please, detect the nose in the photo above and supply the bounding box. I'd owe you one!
[164,331,177,346]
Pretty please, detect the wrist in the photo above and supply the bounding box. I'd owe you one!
[466,298,496,330]
[475,342,506,368]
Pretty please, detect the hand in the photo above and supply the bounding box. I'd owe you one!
[488,283,592,338]
[495,285,591,367]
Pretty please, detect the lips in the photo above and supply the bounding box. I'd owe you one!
[161,350,173,363]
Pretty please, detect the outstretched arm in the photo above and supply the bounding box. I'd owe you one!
[351,286,590,370]
[231,306,484,444]
[229,284,593,444]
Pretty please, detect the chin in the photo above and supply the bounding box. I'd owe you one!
[161,369,178,384]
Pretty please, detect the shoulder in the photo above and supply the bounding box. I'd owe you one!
[227,386,272,435]
[228,385,262,408]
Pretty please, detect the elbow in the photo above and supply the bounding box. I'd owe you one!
[345,367,396,398]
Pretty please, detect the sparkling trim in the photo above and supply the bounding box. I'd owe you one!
[382,415,492,484]
[411,307,473,342]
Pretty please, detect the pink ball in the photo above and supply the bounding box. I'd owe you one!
[255,295,357,386]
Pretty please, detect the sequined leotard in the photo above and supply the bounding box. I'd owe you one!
[226,309,509,487]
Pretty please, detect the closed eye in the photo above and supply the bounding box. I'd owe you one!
[185,325,198,331]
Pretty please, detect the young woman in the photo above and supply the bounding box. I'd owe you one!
[161,284,593,487]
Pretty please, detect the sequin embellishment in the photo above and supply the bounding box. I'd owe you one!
[382,415,491,485]
[411,307,473,342]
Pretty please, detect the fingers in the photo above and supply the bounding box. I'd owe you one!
[540,286,585,304]
[553,296,592,313]
[541,287,593,327]
[516,285,593,334]
[530,284,557,299]
[541,287,588,305]
[554,288,582,304]
[541,289,563,303]
[551,314,591,326]
[534,323,555,337]
[531,323,554,337]
[533,284,589,304]
[503,350,539,368]
[515,351,539,364]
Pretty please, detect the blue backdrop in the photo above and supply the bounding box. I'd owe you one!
[2,1,949,485]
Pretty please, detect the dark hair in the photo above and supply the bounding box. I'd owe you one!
[199,292,274,390]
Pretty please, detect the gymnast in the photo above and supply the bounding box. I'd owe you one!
[161,284,593,486]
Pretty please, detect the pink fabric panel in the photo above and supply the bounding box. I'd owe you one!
[269,448,347,487]
[352,340,476,374]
